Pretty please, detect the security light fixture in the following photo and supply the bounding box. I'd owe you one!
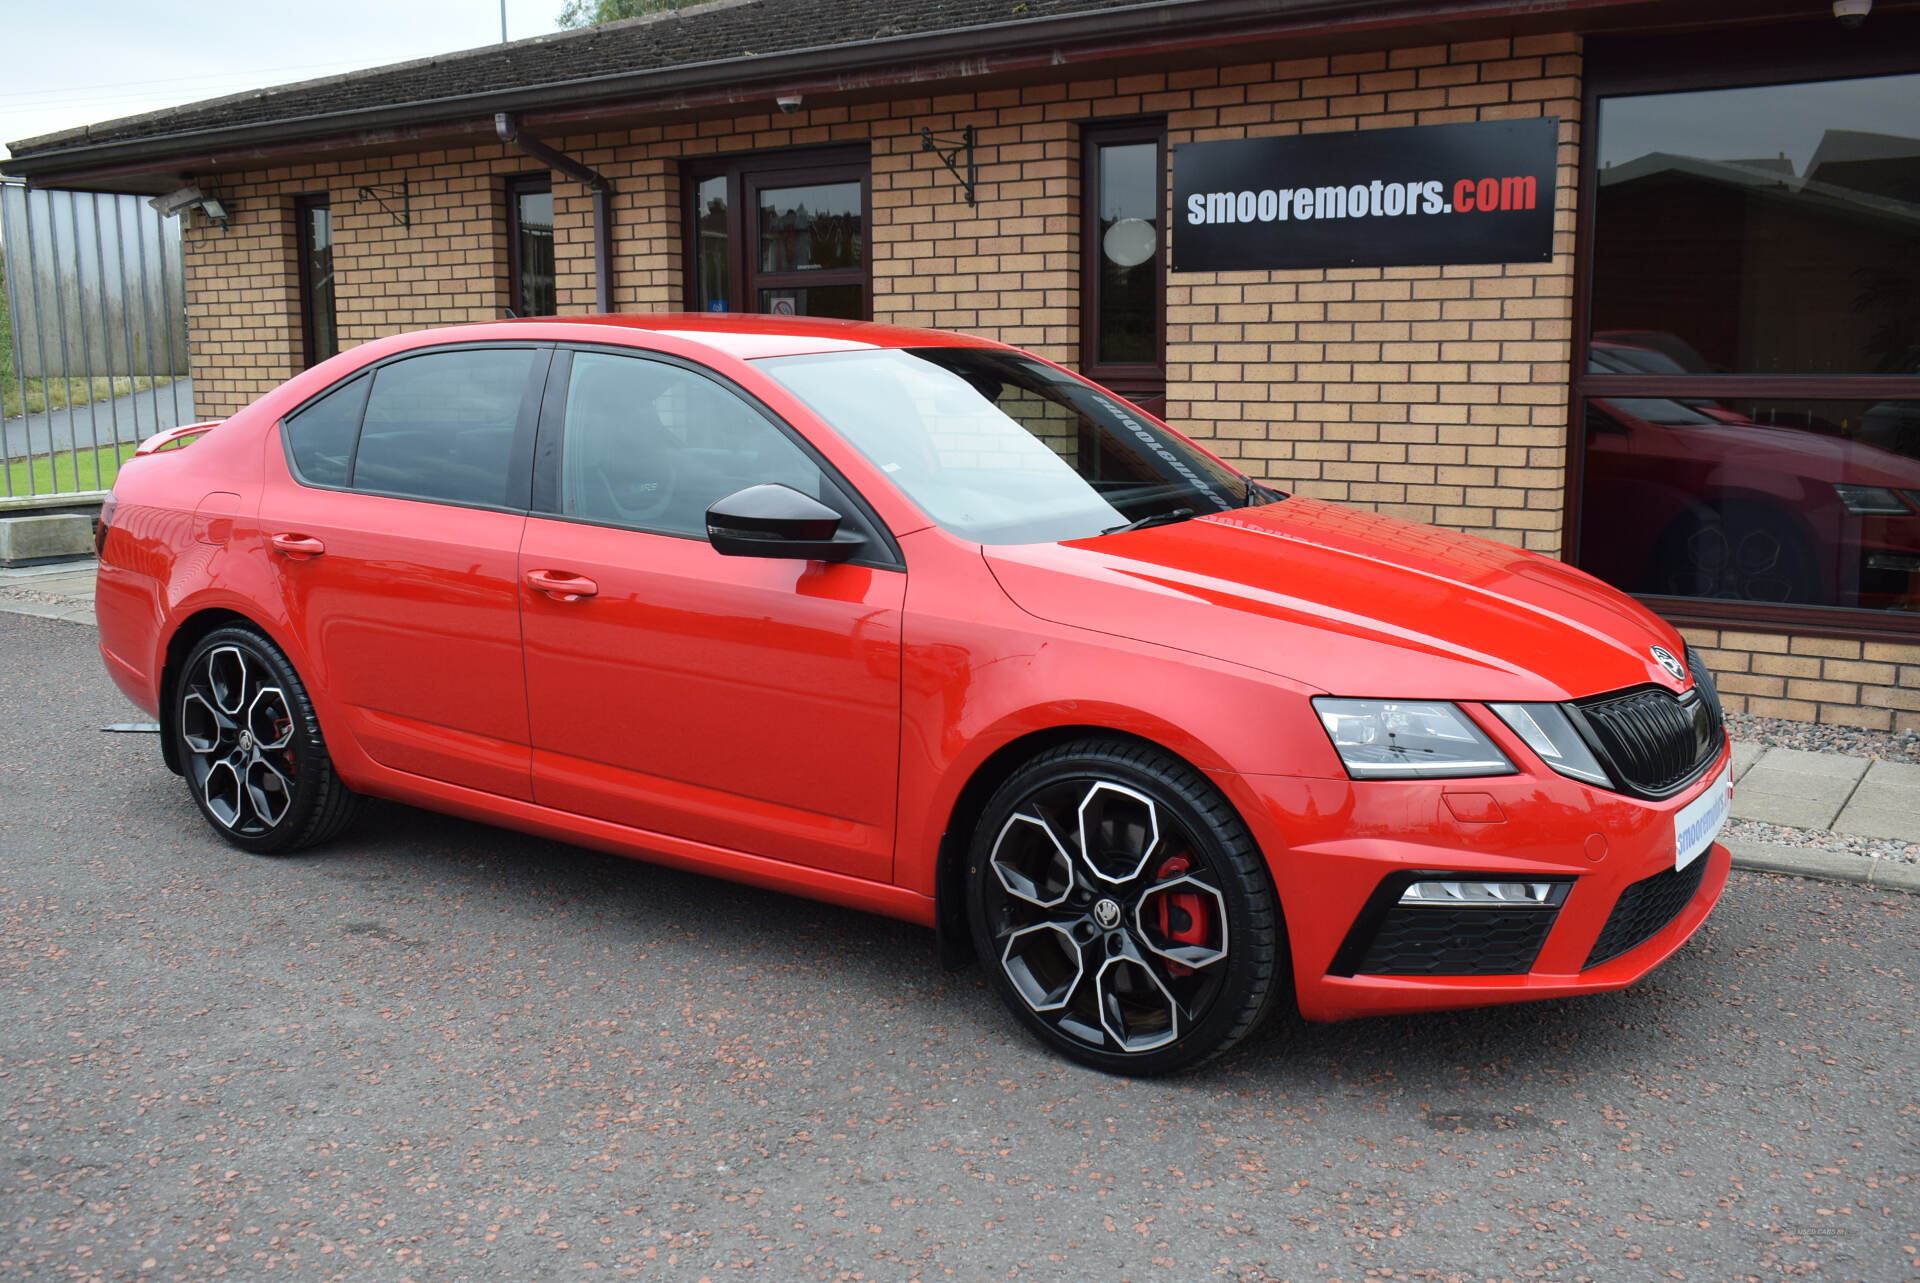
[149,185,229,227]
[1833,0,1871,26]
[149,185,205,217]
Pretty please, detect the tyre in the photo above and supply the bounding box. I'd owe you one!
[965,738,1285,1075]
[175,625,361,855]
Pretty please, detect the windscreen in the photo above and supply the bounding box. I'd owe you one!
[757,347,1265,544]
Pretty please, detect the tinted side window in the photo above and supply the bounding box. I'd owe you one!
[561,351,837,538]
[353,349,538,507]
[284,375,368,486]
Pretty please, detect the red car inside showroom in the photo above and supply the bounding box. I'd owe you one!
[92,314,1732,1074]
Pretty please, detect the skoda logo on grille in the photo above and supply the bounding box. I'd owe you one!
[1650,645,1685,683]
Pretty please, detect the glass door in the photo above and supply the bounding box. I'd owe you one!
[687,149,870,320]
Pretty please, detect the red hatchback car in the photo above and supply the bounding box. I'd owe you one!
[96,316,1733,1074]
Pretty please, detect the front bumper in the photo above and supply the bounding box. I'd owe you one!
[1230,739,1733,1023]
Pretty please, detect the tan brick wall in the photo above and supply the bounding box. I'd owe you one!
[1680,627,1920,733]
[185,36,1575,491]
[183,148,522,407]
[1163,36,1581,555]
[180,187,301,411]
[177,34,1920,728]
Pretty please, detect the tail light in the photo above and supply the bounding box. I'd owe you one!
[95,496,117,557]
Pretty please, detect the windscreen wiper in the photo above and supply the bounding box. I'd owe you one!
[1104,507,1195,535]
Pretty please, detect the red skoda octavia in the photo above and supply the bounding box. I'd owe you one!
[96,316,1732,1074]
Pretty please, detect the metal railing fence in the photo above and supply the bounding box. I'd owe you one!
[1,179,194,504]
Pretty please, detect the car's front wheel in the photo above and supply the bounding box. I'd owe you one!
[966,738,1285,1075]
[176,626,360,855]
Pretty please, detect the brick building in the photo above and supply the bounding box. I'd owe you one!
[6,0,1919,727]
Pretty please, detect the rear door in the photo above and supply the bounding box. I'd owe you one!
[516,346,904,881]
[264,343,549,799]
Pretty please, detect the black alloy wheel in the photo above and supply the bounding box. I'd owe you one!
[176,626,360,855]
[966,738,1285,1075]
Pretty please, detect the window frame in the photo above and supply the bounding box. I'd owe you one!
[680,144,872,319]
[277,341,553,514]
[294,193,337,369]
[505,172,555,318]
[1568,20,1920,641]
[529,342,904,571]
[1080,118,1169,410]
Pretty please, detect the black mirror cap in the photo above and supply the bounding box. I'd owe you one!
[705,483,865,562]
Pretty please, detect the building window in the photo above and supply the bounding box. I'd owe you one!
[1576,51,1920,627]
[507,175,555,317]
[1082,121,1167,417]
[683,147,868,319]
[295,194,337,367]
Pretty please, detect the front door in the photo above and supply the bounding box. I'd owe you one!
[517,348,903,881]
[688,146,870,320]
[265,344,548,799]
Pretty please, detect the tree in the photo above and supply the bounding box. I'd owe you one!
[557,0,694,27]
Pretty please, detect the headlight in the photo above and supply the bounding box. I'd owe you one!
[1312,699,1515,779]
[1831,483,1909,515]
[1488,702,1613,787]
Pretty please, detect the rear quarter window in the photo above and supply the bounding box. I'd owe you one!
[283,375,369,487]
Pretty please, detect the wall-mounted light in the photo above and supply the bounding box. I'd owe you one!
[148,185,204,217]
[148,184,229,227]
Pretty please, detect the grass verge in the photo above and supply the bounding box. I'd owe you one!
[3,442,139,497]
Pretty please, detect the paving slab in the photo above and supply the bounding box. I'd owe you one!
[0,556,99,625]
[1732,739,1766,782]
[1833,758,1920,842]
[1729,747,1868,831]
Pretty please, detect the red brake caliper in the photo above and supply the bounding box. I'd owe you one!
[1152,855,1213,976]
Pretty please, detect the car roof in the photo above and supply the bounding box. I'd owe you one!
[485,312,1011,361]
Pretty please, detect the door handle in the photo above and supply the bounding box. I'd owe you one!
[269,532,326,558]
[525,568,598,601]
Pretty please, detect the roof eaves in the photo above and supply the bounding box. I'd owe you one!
[3,0,1620,183]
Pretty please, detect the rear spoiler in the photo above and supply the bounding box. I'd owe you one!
[134,420,222,456]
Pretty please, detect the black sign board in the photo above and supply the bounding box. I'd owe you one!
[1171,118,1558,271]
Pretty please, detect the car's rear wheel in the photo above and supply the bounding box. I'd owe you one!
[965,738,1284,1075]
[176,626,360,855]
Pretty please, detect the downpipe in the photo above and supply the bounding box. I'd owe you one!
[494,112,615,314]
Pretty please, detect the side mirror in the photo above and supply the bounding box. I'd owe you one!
[705,484,865,562]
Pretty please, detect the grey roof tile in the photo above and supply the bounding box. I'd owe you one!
[9,0,1162,156]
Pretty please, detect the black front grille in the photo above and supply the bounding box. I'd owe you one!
[1352,905,1557,976]
[1576,679,1720,798]
[1583,856,1708,970]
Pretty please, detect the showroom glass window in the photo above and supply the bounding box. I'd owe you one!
[295,195,337,367]
[507,175,555,317]
[1578,62,1920,622]
[684,147,869,320]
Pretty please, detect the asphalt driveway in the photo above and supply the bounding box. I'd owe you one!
[1,610,1913,1281]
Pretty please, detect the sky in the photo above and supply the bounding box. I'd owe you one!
[1,0,568,158]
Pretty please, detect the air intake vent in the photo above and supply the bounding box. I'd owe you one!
[1584,857,1708,969]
